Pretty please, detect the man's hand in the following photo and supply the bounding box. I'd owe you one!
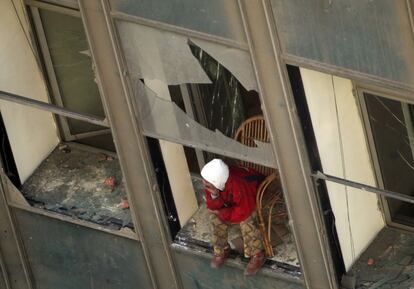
[204,181,220,199]
[210,190,219,199]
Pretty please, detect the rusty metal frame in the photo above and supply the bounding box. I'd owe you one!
[77,1,182,289]
[238,1,339,288]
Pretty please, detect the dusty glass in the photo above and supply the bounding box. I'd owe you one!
[109,0,246,44]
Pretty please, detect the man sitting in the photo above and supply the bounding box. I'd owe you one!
[201,158,265,276]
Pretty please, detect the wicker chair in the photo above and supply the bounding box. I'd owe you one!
[234,116,287,257]
[234,115,275,176]
[256,172,288,257]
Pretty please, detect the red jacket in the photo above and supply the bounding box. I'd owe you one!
[205,166,263,223]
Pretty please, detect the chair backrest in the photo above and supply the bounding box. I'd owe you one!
[235,116,287,257]
[234,116,274,176]
[256,172,287,257]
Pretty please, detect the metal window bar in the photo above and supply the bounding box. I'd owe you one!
[312,171,414,205]
[0,90,109,127]
[25,0,80,16]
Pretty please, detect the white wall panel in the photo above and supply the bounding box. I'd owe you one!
[301,68,385,270]
[0,1,59,182]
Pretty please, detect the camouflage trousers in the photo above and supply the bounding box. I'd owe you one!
[210,211,264,258]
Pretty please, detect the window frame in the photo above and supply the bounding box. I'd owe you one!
[356,83,414,233]
[28,3,112,141]
[0,0,140,239]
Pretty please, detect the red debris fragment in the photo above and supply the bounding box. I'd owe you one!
[98,154,114,161]
[119,197,129,209]
[367,258,375,266]
[104,176,117,190]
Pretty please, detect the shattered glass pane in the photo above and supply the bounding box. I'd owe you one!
[117,21,211,85]
[134,80,275,168]
[189,43,246,138]
[365,93,414,226]
[109,0,247,44]
[116,21,276,168]
[190,39,258,92]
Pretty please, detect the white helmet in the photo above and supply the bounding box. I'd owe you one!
[200,159,229,191]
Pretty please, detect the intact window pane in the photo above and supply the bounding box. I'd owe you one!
[39,9,106,135]
[109,0,246,44]
[270,0,414,88]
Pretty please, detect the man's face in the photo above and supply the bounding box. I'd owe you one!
[202,179,219,194]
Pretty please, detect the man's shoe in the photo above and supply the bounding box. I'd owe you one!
[210,247,230,268]
[244,251,266,276]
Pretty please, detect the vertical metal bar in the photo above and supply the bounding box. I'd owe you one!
[188,84,209,126]
[238,1,338,288]
[188,84,214,161]
[406,0,414,42]
[179,84,206,169]
[77,1,181,289]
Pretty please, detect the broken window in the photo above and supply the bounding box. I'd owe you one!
[0,5,133,236]
[363,93,414,227]
[114,19,299,271]
[295,66,414,286]
[117,21,276,168]
[297,67,386,272]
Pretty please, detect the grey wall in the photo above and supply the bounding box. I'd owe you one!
[14,209,152,289]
